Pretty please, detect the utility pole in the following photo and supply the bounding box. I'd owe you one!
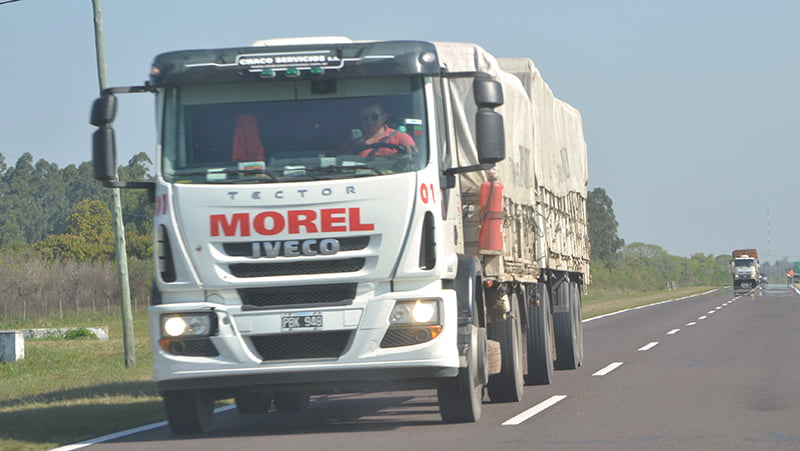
[91,0,135,368]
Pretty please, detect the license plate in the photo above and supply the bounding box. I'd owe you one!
[281,312,323,330]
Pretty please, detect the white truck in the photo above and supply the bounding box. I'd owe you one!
[90,37,590,433]
[731,248,760,293]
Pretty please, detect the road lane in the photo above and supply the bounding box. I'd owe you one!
[69,285,800,450]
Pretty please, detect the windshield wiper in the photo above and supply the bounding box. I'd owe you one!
[312,164,383,176]
[171,167,279,182]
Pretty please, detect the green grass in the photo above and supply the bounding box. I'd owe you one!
[0,310,162,451]
[583,286,719,319]
[0,285,720,450]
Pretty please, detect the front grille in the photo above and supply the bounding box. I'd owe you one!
[223,236,370,257]
[239,284,356,309]
[249,331,352,361]
[230,258,365,277]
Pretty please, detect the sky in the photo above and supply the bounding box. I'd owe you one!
[1,0,798,262]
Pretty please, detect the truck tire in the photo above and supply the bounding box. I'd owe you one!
[553,280,583,370]
[486,292,524,402]
[525,283,554,385]
[235,392,272,415]
[273,392,310,412]
[163,389,214,434]
[437,323,484,423]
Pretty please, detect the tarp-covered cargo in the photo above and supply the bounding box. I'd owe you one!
[434,42,590,279]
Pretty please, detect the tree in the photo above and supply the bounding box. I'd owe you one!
[586,187,625,263]
[119,152,154,235]
[35,199,114,261]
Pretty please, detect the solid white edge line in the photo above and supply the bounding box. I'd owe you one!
[593,362,624,376]
[502,395,568,426]
[638,342,658,351]
[49,405,237,450]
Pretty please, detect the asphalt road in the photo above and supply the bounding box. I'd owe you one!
[66,284,800,450]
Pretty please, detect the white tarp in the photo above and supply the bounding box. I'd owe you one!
[434,42,590,274]
[433,43,588,199]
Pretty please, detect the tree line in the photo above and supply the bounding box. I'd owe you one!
[587,187,731,293]
[0,152,154,322]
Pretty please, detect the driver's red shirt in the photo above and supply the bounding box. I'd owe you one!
[339,127,417,157]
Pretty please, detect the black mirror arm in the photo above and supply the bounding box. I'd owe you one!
[102,181,156,202]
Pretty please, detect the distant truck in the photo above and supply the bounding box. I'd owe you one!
[730,249,760,292]
[89,37,590,433]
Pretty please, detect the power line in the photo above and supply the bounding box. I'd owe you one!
[0,0,25,6]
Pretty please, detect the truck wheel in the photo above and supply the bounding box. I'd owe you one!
[553,280,583,370]
[235,392,272,415]
[486,292,524,402]
[525,283,554,385]
[437,322,484,423]
[274,392,310,412]
[163,390,214,434]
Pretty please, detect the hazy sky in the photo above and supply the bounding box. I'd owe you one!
[1,0,798,262]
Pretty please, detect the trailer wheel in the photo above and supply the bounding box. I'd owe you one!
[274,392,310,412]
[525,283,554,385]
[163,389,214,434]
[553,280,583,370]
[235,392,272,415]
[437,322,484,423]
[486,292,524,402]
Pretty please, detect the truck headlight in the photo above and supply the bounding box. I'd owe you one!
[390,299,440,325]
[382,300,442,348]
[161,313,215,338]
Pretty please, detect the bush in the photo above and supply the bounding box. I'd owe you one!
[64,328,98,340]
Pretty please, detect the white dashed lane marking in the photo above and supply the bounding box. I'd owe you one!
[638,342,659,351]
[502,395,568,426]
[593,362,624,376]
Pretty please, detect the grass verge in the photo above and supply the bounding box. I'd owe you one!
[0,310,161,451]
[0,285,720,450]
[582,286,719,319]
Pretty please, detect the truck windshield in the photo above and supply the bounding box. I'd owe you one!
[161,77,428,183]
[734,259,755,267]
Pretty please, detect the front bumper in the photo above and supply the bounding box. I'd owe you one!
[150,285,460,394]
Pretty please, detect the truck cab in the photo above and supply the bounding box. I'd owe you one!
[91,38,508,432]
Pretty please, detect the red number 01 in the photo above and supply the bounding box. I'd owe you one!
[420,183,436,204]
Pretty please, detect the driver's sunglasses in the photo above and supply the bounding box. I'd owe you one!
[361,113,381,122]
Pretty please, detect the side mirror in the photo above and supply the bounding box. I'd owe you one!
[90,94,117,126]
[476,110,505,164]
[91,94,119,182]
[474,78,503,108]
[92,126,117,182]
[474,76,505,164]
